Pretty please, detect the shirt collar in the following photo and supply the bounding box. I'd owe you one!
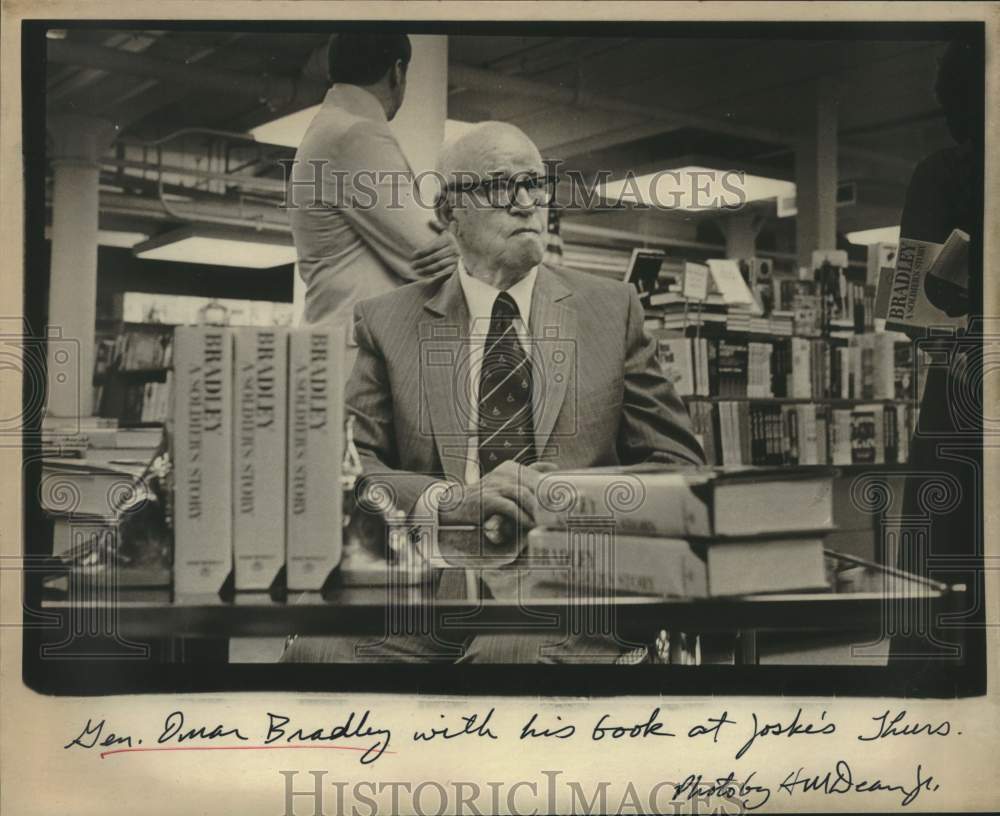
[324,84,388,123]
[457,260,538,330]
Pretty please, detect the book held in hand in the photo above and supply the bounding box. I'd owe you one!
[874,229,969,335]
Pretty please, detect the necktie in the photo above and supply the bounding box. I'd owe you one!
[478,291,535,476]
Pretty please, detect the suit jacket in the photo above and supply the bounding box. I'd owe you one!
[288,84,436,326]
[345,264,706,599]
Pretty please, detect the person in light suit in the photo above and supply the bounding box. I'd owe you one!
[282,122,704,664]
[288,34,457,331]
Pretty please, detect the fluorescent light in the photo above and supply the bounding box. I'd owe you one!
[601,166,795,211]
[133,227,296,268]
[97,230,147,248]
[249,105,321,148]
[846,225,900,246]
[252,102,476,151]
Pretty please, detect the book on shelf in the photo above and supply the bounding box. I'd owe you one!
[40,454,152,517]
[874,229,969,335]
[233,327,288,590]
[656,336,696,396]
[687,399,911,468]
[286,325,345,591]
[87,426,165,450]
[525,528,828,598]
[535,465,836,539]
[170,325,234,595]
[706,259,758,311]
[625,248,666,302]
[115,325,175,372]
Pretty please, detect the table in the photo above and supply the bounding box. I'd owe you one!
[41,552,963,665]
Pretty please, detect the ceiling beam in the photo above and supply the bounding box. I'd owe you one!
[449,63,787,146]
[47,39,326,114]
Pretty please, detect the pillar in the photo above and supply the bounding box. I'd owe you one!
[794,77,839,268]
[721,211,764,260]
[46,114,116,418]
[291,263,307,326]
[389,35,448,176]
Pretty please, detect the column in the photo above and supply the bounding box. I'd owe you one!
[291,263,307,326]
[46,114,116,418]
[794,77,839,268]
[389,35,448,176]
[721,211,763,260]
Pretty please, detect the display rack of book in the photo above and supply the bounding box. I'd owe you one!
[646,251,918,471]
[94,321,175,426]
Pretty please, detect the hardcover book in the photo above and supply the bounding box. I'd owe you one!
[534,465,836,539]
[233,327,288,590]
[171,326,234,595]
[286,326,345,590]
[874,229,969,335]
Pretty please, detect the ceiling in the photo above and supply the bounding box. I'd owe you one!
[43,28,956,250]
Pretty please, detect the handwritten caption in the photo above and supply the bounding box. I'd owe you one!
[65,707,953,808]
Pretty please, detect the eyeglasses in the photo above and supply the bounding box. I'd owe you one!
[446,174,557,208]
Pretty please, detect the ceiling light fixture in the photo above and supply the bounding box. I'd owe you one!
[132,226,297,269]
[600,166,795,211]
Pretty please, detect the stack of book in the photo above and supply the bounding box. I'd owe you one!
[41,442,170,587]
[169,324,345,595]
[527,466,835,598]
[39,415,118,458]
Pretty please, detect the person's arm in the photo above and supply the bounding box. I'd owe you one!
[334,121,447,283]
[617,285,706,466]
[345,300,440,515]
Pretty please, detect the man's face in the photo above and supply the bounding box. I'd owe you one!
[449,133,548,280]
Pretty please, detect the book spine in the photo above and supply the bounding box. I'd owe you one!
[831,408,852,465]
[171,326,234,595]
[233,328,288,590]
[791,337,811,398]
[286,327,345,590]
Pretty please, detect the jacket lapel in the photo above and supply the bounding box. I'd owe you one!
[420,265,576,479]
[529,266,576,458]
[421,272,471,482]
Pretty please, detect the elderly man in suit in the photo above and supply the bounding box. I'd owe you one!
[281,122,704,664]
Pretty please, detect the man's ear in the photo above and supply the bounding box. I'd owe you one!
[389,59,406,91]
[435,195,455,232]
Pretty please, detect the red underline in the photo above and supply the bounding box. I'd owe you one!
[100,744,394,759]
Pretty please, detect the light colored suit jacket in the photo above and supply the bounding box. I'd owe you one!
[288,84,436,326]
[345,264,706,599]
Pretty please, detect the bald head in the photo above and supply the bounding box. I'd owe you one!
[435,122,549,288]
[437,121,543,184]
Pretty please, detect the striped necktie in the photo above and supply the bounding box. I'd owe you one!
[478,291,535,475]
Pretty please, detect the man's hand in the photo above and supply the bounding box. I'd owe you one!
[437,461,557,565]
[411,223,458,277]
